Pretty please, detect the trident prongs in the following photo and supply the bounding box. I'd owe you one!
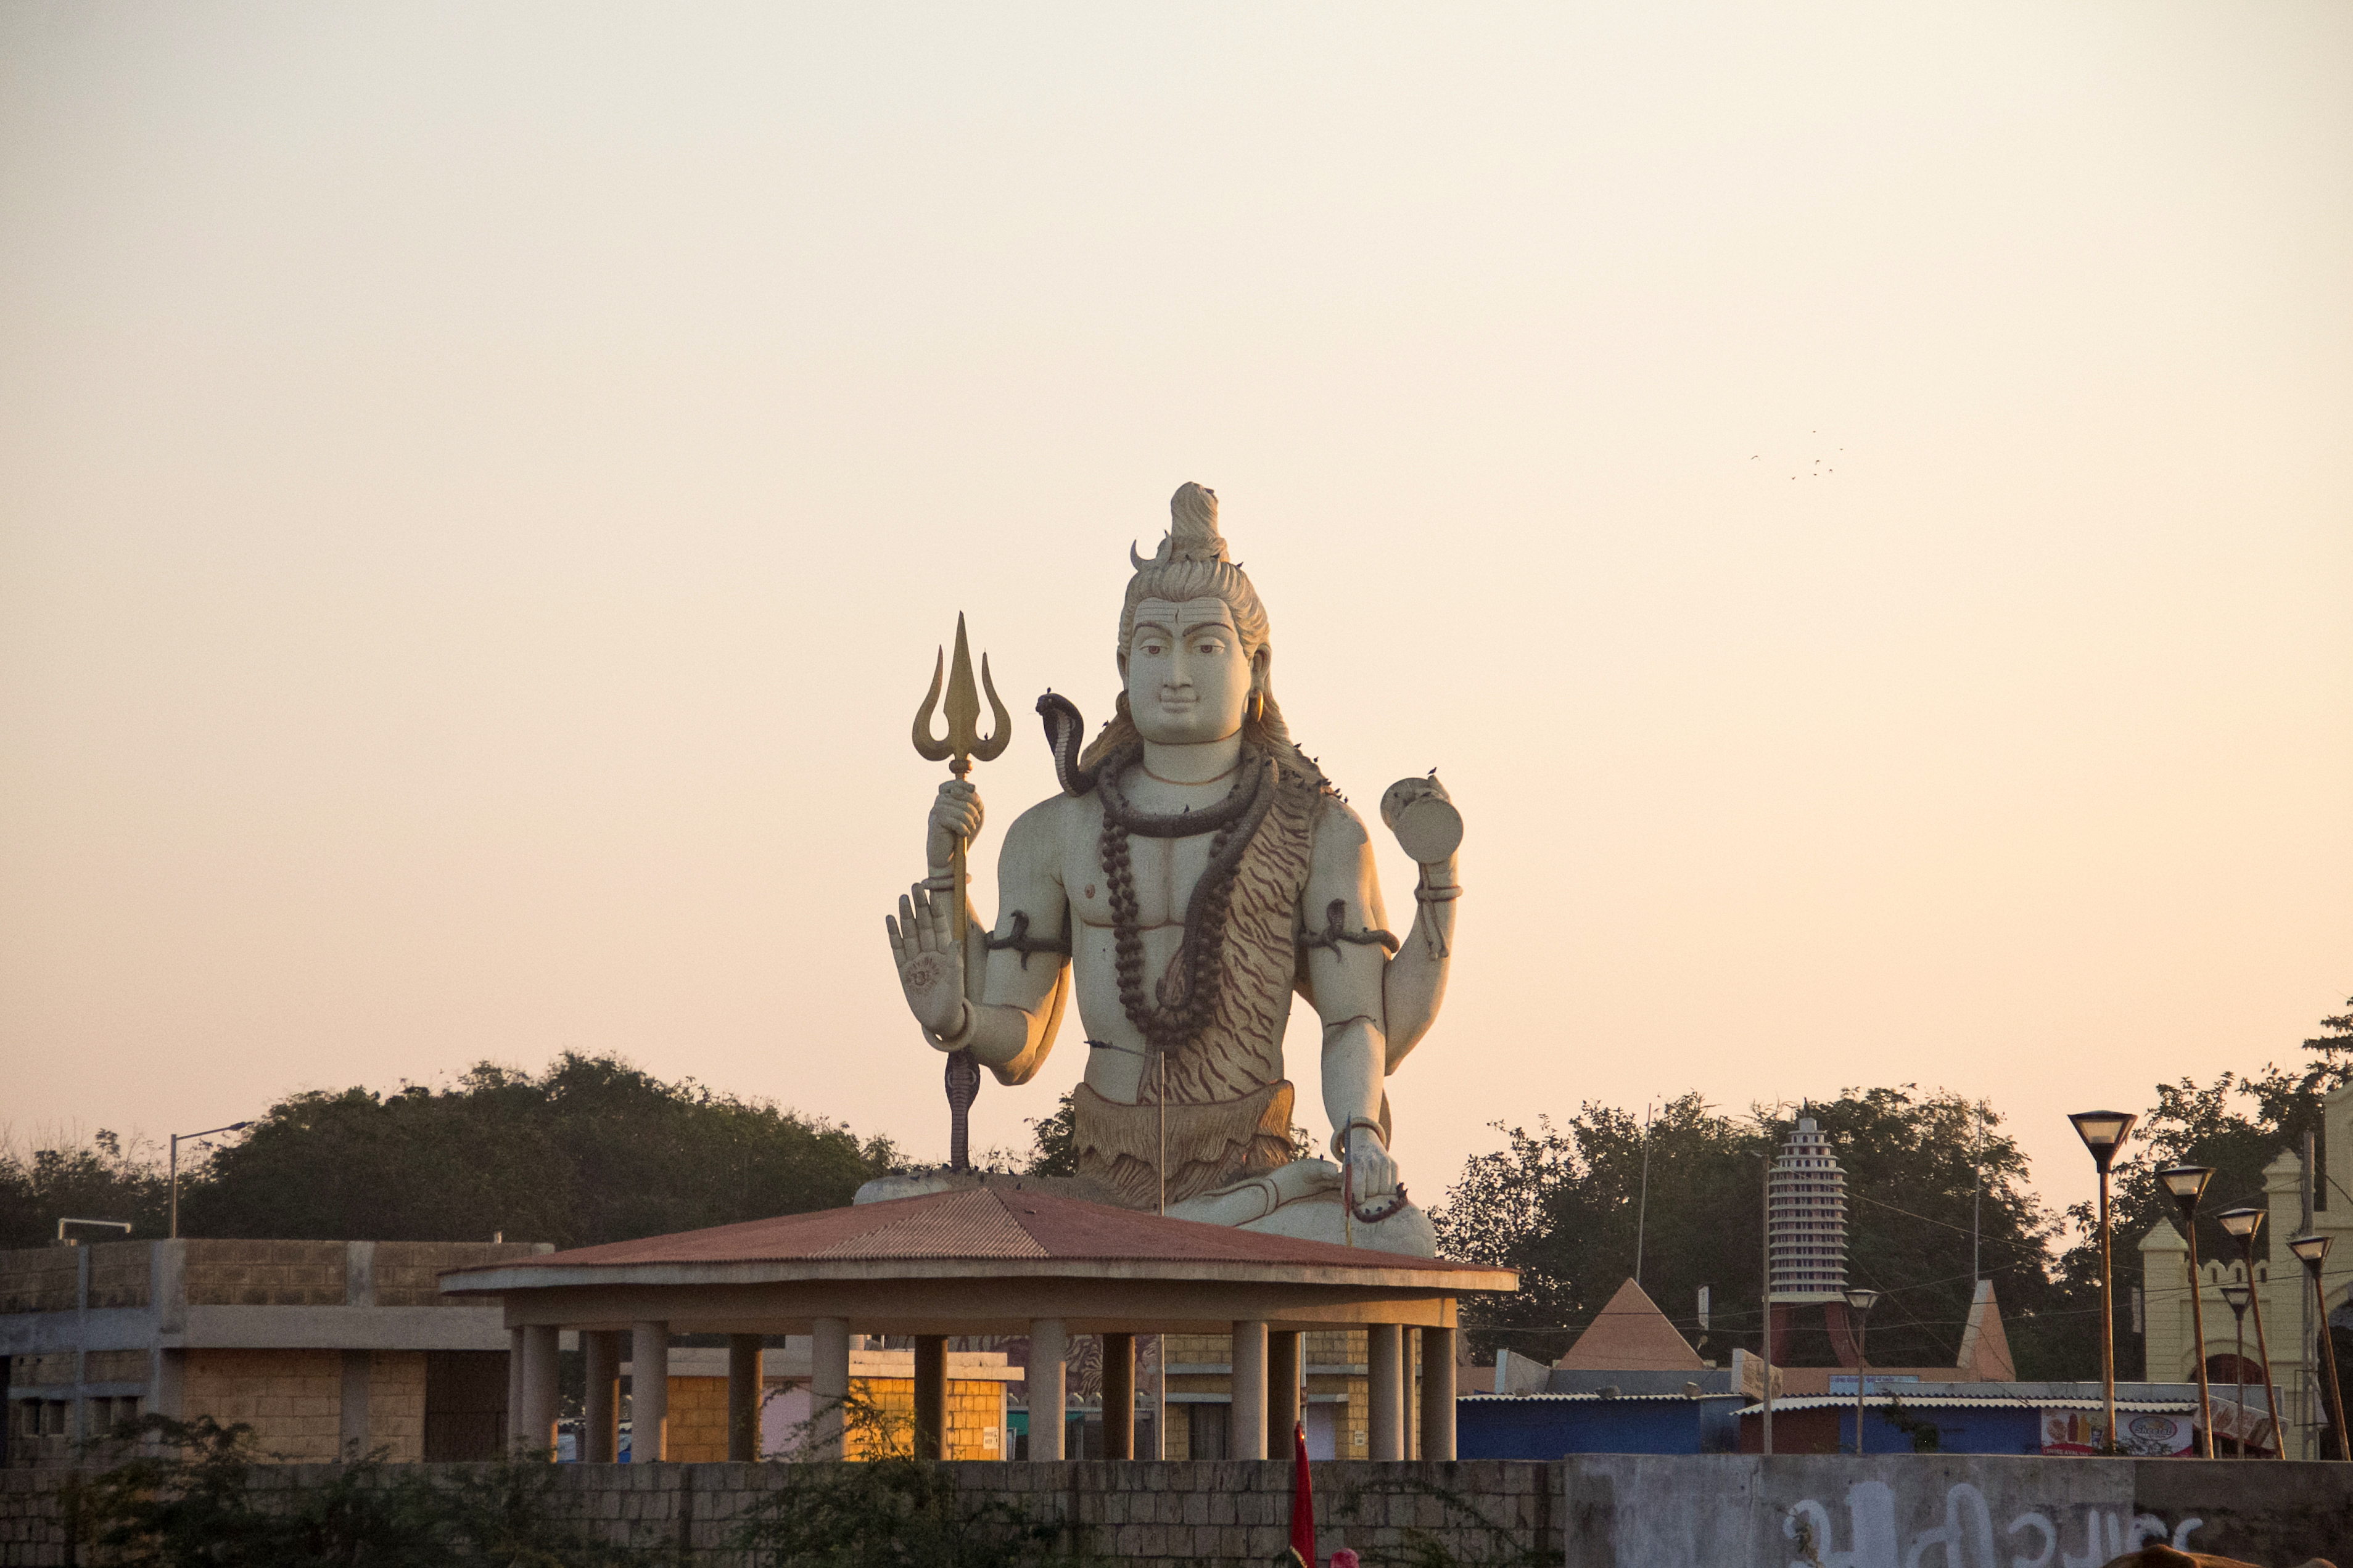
[909,611,1013,1176]
[912,613,1012,778]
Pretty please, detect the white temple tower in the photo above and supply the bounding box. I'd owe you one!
[1764,1114,1863,1365]
[1768,1115,1848,1302]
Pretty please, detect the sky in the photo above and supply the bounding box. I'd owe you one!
[3,2,2348,1236]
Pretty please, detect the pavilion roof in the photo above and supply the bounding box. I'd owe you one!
[439,1182,1515,1294]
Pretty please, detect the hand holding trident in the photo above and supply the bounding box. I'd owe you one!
[894,612,1011,1171]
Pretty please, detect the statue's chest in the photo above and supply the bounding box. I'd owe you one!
[1066,819,1218,930]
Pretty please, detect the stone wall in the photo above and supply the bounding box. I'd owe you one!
[371,1241,532,1307]
[182,1241,349,1307]
[84,1245,147,1311]
[181,1348,345,1461]
[0,1257,74,1318]
[5,1455,2351,1566]
[366,1351,428,1463]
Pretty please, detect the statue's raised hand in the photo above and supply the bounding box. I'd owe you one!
[886,885,967,1040]
[925,780,984,872]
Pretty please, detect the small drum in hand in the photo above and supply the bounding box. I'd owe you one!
[1379,774,1462,864]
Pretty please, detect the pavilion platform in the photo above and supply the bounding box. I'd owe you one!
[437,1178,1515,1464]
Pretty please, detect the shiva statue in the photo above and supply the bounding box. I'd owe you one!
[886,483,1462,1254]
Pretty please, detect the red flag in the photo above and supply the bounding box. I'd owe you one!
[1287,1418,1315,1567]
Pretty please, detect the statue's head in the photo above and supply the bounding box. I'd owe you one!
[1098,483,1306,761]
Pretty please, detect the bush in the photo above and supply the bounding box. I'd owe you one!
[72,1413,666,1566]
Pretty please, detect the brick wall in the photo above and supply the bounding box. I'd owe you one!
[86,1244,149,1310]
[839,1377,1005,1463]
[82,1351,147,1384]
[2,1358,71,1392]
[10,1455,2353,1566]
[181,1349,344,1461]
[368,1352,427,1463]
[183,1241,348,1307]
[0,1255,75,1316]
[372,1242,540,1307]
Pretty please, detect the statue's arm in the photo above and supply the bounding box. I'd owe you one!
[1302,802,1399,1199]
[1379,845,1460,1073]
[950,798,1073,1087]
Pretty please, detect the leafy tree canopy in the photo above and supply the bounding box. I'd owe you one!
[1434,1086,2069,1374]
[0,1130,171,1249]
[5,1053,897,1250]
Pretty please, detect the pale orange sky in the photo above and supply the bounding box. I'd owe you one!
[2,4,2348,1230]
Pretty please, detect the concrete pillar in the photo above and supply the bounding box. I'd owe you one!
[1367,1324,1404,1460]
[1029,1319,1066,1460]
[630,1321,669,1461]
[520,1324,560,1459]
[1418,1326,1456,1461]
[1267,1331,1301,1450]
[1102,1334,1134,1459]
[913,1335,947,1461]
[727,1334,762,1461]
[810,1317,851,1459]
[1231,1320,1269,1460]
[338,1350,371,1460]
[506,1328,525,1448]
[583,1332,620,1463]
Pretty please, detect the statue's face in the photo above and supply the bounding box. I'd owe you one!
[1122,597,1259,746]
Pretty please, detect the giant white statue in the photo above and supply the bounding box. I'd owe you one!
[886,483,1462,1254]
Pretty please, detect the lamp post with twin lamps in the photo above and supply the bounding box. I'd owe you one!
[2215,1205,2285,1459]
[1843,1287,1879,1456]
[2069,1111,2137,1454]
[2157,1164,2217,1458]
[2286,1233,2349,1461]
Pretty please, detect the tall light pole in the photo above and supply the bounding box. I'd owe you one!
[169,1122,253,1239]
[2215,1205,2285,1459]
[1844,1287,1880,1456]
[2219,1282,2251,1457]
[2069,1110,2137,1454]
[2286,1233,2349,1461]
[2157,1164,2217,1458]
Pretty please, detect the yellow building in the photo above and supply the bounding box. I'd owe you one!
[2138,1077,2353,1460]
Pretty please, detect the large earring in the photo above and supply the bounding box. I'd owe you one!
[1251,690,1266,724]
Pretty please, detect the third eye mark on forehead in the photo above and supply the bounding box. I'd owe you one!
[1132,599,1235,643]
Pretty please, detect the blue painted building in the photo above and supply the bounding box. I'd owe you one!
[1458,1392,1745,1457]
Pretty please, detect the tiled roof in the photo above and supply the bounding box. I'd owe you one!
[447,1183,1504,1279]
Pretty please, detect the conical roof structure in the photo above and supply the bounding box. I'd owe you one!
[1554,1277,1704,1371]
[1956,1278,2016,1381]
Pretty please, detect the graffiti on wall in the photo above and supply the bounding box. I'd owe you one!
[1784,1480,2201,1568]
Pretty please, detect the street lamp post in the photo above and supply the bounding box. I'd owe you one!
[2286,1233,2349,1461]
[1844,1287,1880,1456]
[2215,1205,2286,1459]
[2157,1164,2218,1458]
[2069,1111,2137,1454]
[169,1122,253,1239]
[1759,1149,1773,1458]
[2219,1283,2250,1457]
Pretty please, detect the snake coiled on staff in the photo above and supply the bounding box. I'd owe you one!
[1034,692,1276,1054]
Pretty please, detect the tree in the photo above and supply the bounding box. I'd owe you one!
[175,1053,896,1248]
[0,1130,173,1249]
[1433,1087,2067,1374]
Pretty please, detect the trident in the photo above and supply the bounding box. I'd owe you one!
[910,612,1012,1171]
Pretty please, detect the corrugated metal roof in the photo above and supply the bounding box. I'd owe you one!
[1461,1393,1741,1405]
[1735,1395,2195,1416]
